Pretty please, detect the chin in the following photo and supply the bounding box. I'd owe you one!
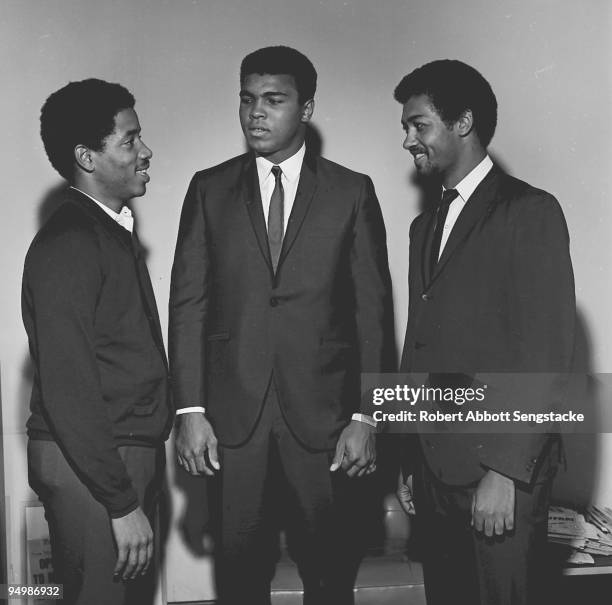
[248,140,273,155]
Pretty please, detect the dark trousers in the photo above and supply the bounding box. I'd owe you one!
[214,380,365,605]
[413,461,552,605]
[28,440,163,605]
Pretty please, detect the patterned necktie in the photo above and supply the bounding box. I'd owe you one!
[268,165,284,272]
[429,188,459,278]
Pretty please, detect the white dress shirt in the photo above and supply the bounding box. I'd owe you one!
[256,143,306,232]
[438,155,493,258]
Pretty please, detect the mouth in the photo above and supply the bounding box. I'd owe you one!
[136,166,150,182]
[411,151,427,167]
[249,126,269,137]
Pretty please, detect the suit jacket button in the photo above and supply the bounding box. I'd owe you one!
[270,297,278,307]
[414,342,425,349]
[421,293,432,301]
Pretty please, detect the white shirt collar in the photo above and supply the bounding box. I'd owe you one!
[70,186,133,232]
[445,155,494,202]
[255,143,305,186]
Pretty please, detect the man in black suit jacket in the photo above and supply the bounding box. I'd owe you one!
[394,60,575,604]
[170,46,394,604]
[23,79,171,604]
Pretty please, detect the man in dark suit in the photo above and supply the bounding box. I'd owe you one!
[170,46,394,604]
[23,79,171,604]
[394,60,575,604]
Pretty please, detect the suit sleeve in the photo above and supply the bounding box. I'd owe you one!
[478,192,576,483]
[169,175,210,409]
[23,233,139,517]
[350,176,396,415]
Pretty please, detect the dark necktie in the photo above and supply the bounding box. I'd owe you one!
[429,188,459,278]
[268,165,284,272]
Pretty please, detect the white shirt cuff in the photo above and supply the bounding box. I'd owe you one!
[351,413,377,428]
[175,406,206,415]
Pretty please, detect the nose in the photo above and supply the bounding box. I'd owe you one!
[139,139,153,160]
[250,99,266,120]
[403,129,416,150]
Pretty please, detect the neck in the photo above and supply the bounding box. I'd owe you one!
[442,146,487,189]
[72,177,123,213]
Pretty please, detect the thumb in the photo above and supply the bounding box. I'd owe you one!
[330,438,345,472]
[470,493,476,527]
[208,440,221,470]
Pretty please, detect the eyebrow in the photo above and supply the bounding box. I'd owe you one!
[402,113,426,123]
[123,128,141,138]
[239,90,289,98]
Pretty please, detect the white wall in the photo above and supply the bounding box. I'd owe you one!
[2,0,610,600]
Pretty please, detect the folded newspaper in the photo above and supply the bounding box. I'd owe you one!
[548,505,612,563]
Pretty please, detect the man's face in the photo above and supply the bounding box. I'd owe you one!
[401,94,461,181]
[239,73,313,164]
[91,108,152,205]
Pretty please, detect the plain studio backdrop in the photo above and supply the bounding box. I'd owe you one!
[1,0,611,600]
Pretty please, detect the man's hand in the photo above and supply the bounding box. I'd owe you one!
[397,473,416,515]
[111,507,153,580]
[175,412,220,476]
[471,469,515,537]
[330,420,376,477]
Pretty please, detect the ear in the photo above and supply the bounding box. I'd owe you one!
[74,144,95,173]
[456,109,474,138]
[300,99,314,123]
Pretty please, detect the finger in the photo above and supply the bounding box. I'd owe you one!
[177,455,189,473]
[142,539,154,575]
[344,454,363,476]
[484,517,494,537]
[184,456,200,476]
[114,542,128,576]
[208,440,221,471]
[123,544,139,580]
[193,452,214,476]
[505,513,514,532]
[132,540,149,579]
[494,517,505,536]
[356,465,369,478]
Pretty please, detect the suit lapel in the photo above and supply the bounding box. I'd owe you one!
[278,152,318,268]
[421,211,436,287]
[240,154,274,273]
[427,166,501,287]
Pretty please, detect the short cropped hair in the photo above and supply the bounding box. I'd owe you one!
[240,46,317,104]
[40,78,135,181]
[394,60,497,148]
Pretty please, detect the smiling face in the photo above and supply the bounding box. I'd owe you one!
[239,73,313,164]
[89,108,152,211]
[401,94,463,186]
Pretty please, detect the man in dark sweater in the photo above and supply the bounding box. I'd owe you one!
[22,79,171,605]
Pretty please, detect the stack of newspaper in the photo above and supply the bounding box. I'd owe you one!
[548,505,612,564]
